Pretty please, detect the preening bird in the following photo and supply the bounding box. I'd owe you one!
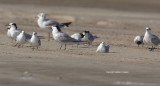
[71,33,84,47]
[134,35,144,47]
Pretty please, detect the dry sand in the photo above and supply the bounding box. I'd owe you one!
[0,0,160,86]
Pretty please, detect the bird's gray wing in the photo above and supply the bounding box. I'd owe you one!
[88,34,94,41]
[14,30,21,37]
[151,34,160,45]
[105,45,109,52]
[93,35,98,39]
[139,36,144,41]
[43,19,60,26]
[58,33,87,45]
[24,33,32,40]
[58,33,76,42]
[37,36,45,39]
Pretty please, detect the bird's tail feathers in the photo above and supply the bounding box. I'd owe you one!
[93,35,99,39]
[38,36,45,39]
[62,22,72,27]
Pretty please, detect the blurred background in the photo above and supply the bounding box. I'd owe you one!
[1,0,160,13]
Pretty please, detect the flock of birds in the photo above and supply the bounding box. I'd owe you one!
[6,13,109,53]
[134,27,160,51]
[6,12,160,53]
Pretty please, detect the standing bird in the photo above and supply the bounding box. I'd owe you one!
[143,27,160,51]
[16,31,26,48]
[6,23,21,43]
[134,35,144,47]
[71,33,84,47]
[71,33,84,41]
[30,32,41,50]
[81,30,98,45]
[96,42,109,53]
[6,23,32,43]
[37,13,72,41]
[50,25,84,50]
[7,25,12,42]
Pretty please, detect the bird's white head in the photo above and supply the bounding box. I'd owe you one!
[33,32,37,35]
[21,31,25,34]
[51,25,61,32]
[146,27,151,31]
[37,13,46,18]
[9,23,17,29]
[101,42,105,45]
[9,23,14,26]
[82,30,90,35]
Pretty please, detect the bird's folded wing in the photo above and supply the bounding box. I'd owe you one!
[43,19,59,26]
[151,34,160,45]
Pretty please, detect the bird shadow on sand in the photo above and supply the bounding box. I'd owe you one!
[147,48,160,51]
[79,46,90,48]
[109,52,119,53]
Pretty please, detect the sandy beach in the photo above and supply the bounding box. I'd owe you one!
[0,0,160,86]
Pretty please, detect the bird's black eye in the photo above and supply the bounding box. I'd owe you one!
[86,31,90,33]
[56,25,61,32]
[12,23,17,28]
[12,23,16,25]
[84,30,90,33]
[80,33,84,38]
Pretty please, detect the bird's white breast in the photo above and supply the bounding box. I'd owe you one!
[17,33,26,44]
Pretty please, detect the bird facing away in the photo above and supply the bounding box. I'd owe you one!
[37,13,72,41]
[71,33,84,41]
[96,42,109,53]
[30,32,41,50]
[16,31,26,48]
[134,35,144,47]
[50,25,84,50]
[143,27,160,50]
[81,30,98,45]
[71,33,84,47]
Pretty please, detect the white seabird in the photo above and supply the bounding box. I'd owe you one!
[134,35,144,47]
[7,25,12,42]
[71,33,84,41]
[30,32,41,50]
[16,31,26,48]
[71,33,84,47]
[50,25,85,50]
[7,23,21,42]
[96,42,109,53]
[81,30,98,45]
[37,13,72,41]
[143,27,160,50]
[6,23,32,43]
